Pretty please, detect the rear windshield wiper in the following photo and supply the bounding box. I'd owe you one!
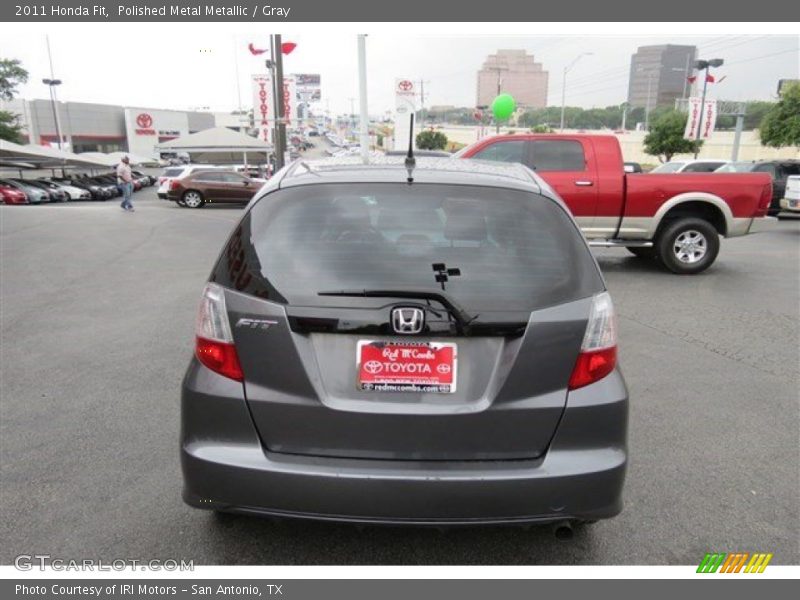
[317,289,478,332]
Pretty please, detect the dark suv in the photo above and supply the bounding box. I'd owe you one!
[180,156,629,527]
[167,170,265,208]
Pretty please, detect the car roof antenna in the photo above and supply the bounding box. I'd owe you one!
[405,113,415,184]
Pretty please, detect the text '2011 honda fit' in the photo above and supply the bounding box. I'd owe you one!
[181,156,628,526]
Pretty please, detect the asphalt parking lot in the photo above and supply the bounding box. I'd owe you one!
[1,188,798,566]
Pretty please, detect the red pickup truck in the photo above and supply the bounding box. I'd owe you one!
[457,134,772,274]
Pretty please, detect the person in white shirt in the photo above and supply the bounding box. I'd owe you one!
[116,156,134,212]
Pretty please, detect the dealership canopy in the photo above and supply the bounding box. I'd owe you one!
[0,140,112,169]
[155,127,272,163]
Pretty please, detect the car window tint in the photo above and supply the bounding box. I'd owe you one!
[211,183,604,314]
[471,141,526,165]
[683,162,724,173]
[163,168,184,177]
[753,164,777,177]
[221,173,247,183]
[530,140,586,172]
[193,172,224,182]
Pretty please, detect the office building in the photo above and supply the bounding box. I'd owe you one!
[477,50,549,109]
[627,44,697,109]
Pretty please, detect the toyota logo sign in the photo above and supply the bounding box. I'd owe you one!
[363,360,383,374]
[397,80,413,92]
[136,113,153,128]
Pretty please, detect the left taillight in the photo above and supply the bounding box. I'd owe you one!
[195,283,243,381]
[568,292,618,390]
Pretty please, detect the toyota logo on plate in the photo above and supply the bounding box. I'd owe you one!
[364,360,383,374]
[397,80,413,92]
[136,113,153,128]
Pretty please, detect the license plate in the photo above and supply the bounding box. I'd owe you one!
[790,199,799,208]
[357,340,457,393]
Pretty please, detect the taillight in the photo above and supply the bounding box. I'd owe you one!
[194,283,243,381]
[170,179,181,191]
[755,183,772,217]
[568,292,617,390]
[158,177,166,185]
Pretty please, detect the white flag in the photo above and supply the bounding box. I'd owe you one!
[699,99,717,140]
[683,97,702,140]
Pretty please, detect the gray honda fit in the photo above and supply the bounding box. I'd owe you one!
[181,156,628,526]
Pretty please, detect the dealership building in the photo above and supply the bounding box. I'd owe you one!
[1,98,250,158]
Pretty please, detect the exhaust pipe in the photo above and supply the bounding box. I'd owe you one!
[552,520,574,540]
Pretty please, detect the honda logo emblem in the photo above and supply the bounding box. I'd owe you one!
[391,307,425,335]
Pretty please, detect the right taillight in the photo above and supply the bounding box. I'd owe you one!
[194,283,243,381]
[568,292,618,390]
[169,179,181,191]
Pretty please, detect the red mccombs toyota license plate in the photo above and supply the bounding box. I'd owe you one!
[357,340,457,393]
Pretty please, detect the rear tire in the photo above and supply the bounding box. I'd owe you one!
[625,246,656,259]
[182,190,205,208]
[655,217,719,275]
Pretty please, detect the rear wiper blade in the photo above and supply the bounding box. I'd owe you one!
[317,289,478,330]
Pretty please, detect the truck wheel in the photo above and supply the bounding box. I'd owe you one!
[626,246,656,259]
[656,218,719,275]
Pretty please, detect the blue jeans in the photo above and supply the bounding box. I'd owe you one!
[120,182,133,209]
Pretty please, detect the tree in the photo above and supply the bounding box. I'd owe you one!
[759,84,800,148]
[416,129,448,150]
[643,110,702,162]
[0,58,29,143]
[0,58,28,101]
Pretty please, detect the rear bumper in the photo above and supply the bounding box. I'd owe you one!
[181,362,629,525]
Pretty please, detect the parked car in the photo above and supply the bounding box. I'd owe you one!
[456,135,772,274]
[157,165,228,201]
[37,179,92,201]
[132,170,156,186]
[51,177,109,201]
[718,160,800,217]
[649,159,730,173]
[0,182,29,204]
[11,179,68,202]
[167,170,265,208]
[0,179,49,204]
[181,156,628,527]
[780,175,800,215]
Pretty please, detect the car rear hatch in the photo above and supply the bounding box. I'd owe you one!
[212,182,605,461]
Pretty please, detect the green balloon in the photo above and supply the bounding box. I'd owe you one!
[492,94,516,121]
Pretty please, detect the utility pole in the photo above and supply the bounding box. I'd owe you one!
[272,34,287,171]
[492,67,506,134]
[560,52,592,132]
[357,35,369,162]
[645,73,654,131]
[348,97,356,138]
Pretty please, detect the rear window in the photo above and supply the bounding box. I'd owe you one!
[163,168,185,177]
[212,183,603,314]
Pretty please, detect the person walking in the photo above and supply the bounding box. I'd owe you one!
[117,156,134,212]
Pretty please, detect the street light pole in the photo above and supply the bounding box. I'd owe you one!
[693,58,724,159]
[357,35,369,163]
[44,36,64,150]
[560,52,592,132]
[644,73,653,131]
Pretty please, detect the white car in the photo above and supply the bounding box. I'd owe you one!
[40,179,92,201]
[157,165,228,201]
[780,175,800,214]
[650,159,730,173]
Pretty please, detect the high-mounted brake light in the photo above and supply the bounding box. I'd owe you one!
[568,292,617,390]
[194,283,243,381]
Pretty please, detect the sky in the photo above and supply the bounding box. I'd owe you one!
[3,32,798,115]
